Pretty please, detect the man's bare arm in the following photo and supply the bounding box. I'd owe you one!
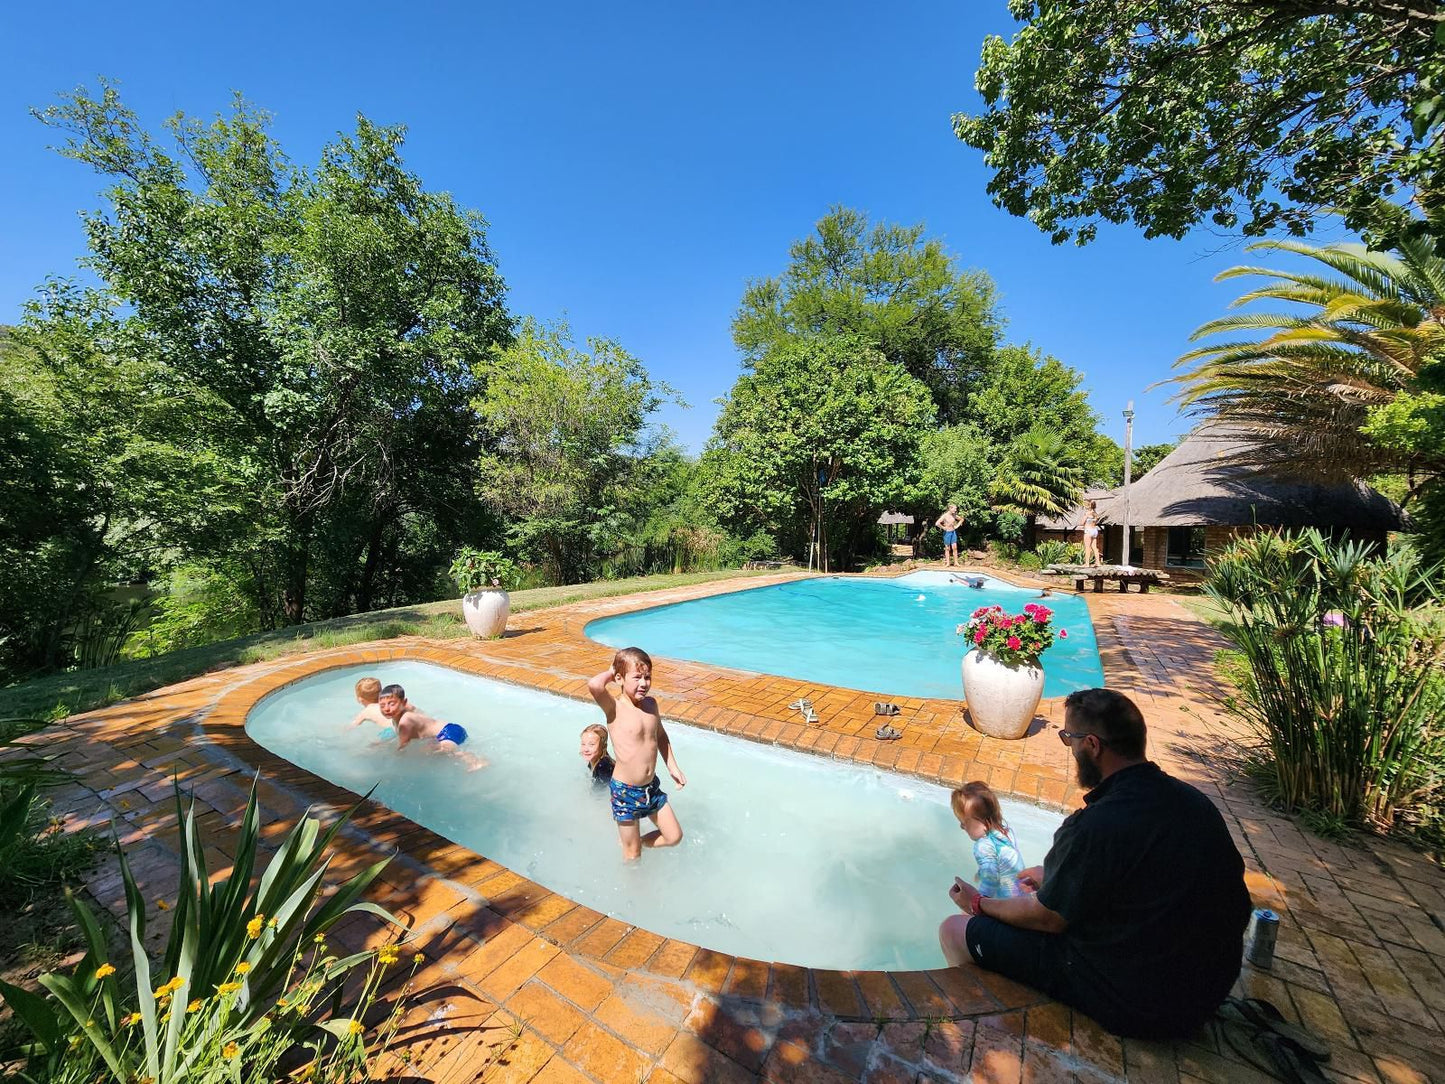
[586,669,618,723]
[979,892,1067,934]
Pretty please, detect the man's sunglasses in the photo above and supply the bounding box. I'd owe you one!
[1058,728,1107,745]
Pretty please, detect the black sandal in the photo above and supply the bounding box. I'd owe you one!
[1218,997,1330,1062]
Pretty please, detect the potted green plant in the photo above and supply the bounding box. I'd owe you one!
[449,548,519,638]
[956,602,1066,738]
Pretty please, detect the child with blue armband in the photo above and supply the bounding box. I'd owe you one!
[350,677,401,739]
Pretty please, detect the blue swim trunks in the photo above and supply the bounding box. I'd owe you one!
[943,530,958,546]
[609,776,667,823]
[436,723,468,746]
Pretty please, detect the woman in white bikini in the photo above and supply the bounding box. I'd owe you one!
[1081,500,1102,568]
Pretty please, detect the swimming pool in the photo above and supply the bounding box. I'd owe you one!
[585,571,1103,700]
[245,661,1063,971]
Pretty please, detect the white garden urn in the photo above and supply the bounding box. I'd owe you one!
[461,589,510,638]
[961,649,1044,740]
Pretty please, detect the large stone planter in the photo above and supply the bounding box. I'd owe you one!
[461,589,510,638]
[961,649,1044,740]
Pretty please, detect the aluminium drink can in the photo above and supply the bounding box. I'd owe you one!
[1247,908,1279,968]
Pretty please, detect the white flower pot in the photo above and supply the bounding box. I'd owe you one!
[461,589,510,638]
[961,649,1044,740]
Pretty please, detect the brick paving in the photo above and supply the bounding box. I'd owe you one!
[8,569,1445,1082]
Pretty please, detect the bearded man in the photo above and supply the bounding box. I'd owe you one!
[938,688,1252,1039]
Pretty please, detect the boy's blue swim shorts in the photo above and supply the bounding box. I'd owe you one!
[609,776,667,824]
[435,723,468,746]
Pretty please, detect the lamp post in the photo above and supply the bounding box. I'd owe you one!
[1120,400,1135,568]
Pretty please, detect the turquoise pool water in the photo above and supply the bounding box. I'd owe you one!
[245,661,1063,971]
[585,571,1103,699]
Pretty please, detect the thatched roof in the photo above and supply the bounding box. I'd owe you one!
[878,511,915,526]
[1050,426,1406,531]
[1036,490,1117,532]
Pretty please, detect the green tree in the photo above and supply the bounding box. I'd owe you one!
[955,1,1444,244]
[732,207,1002,422]
[474,318,675,584]
[0,292,222,678]
[705,336,936,571]
[990,428,1087,536]
[1167,232,1445,480]
[35,83,511,625]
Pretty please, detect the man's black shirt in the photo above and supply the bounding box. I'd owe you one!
[1035,761,1252,1032]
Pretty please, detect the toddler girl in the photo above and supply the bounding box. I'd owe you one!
[579,723,615,784]
[951,781,1026,898]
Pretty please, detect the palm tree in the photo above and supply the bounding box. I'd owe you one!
[1165,225,1445,481]
[990,428,1085,539]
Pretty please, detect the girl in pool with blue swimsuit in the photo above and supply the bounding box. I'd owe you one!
[950,781,1027,899]
[380,683,487,771]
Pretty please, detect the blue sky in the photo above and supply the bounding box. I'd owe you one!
[1,1,1281,453]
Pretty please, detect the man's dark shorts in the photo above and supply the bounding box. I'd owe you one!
[964,916,1075,1005]
[964,917,1207,1039]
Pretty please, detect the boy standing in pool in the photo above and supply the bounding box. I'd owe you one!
[587,647,687,861]
[379,683,487,770]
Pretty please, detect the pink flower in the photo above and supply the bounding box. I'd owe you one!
[1058,629,1068,639]
[1007,636,1022,650]
[974,629,986,644]
[1034,613,1047,624]
[1022,603,1038,615]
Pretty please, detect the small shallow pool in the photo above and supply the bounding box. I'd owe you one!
[585,571,1103,700]
[245,661,1063,971]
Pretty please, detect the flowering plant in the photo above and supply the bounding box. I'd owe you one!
[956,602,1067,666]
[450,547,519,594]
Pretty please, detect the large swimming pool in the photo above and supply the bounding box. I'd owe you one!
[586,571,1103,700]
[245,661,1063,971]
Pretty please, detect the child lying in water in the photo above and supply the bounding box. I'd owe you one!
[378,683,487,770]
[580,723,615,783]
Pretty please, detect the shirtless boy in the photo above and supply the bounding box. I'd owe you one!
[378,684,486,770]
[587,647,687,861]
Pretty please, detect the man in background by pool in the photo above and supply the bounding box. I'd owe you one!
[935,504,963,568]
[938,688,1251,1038]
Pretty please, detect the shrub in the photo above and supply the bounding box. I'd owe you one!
[993,510,1025,544]
[0,780,408,1083]
[1016,551,1044,572]
[1034,540,1082,567]
[124,565,259,659]
[1206,529,1445,834]
[448,547,520,593]
[988,540,1020,565]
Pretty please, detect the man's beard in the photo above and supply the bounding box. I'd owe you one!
[1074,746,1104,789]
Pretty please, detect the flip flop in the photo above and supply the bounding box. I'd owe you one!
[788,698,814,713]
[875,725,902,740]
[1254,1030,1331,1084]
[801,707,820,724]
[1218,998,1330,1062]
[873,702,901,716]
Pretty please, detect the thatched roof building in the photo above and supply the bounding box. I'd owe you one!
[1037,426,1406,577]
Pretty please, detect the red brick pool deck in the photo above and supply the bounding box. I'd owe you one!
[20,572,1445,1082]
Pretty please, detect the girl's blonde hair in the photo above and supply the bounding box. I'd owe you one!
[951,781,1005,833]
[355,676,382,703]
[580,723,610,768]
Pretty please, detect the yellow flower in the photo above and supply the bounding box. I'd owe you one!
[267,917,277,928]
[313,934,326,945]
[94,963,116,980]
[378,945,399,966]
[156,899,170,911]
[123,1012,143,1027]
[217,982,242,996]
[187,1000,202,1013]
[159,1010,170,1023]
[413,952,425,965]
[347,1019,363,1036]
[234,962,251,975]
[246,915,265,939]
[222,1041,239,1059]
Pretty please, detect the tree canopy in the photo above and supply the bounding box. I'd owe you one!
[732,207,1002,422]
[955,1,1445,244]
[704,336,936,571]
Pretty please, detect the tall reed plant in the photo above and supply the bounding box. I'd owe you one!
[0,780,406,1083]
[1206,529,1445,833]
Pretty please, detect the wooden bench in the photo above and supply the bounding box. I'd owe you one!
[1043,564,1171,594]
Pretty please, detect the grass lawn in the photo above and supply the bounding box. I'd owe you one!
[0,569,789,722]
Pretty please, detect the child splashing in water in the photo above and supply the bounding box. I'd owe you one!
[379,684,487,771]
[950,781,1027,902]
[579,723,615,783]
[587,647,686,861]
